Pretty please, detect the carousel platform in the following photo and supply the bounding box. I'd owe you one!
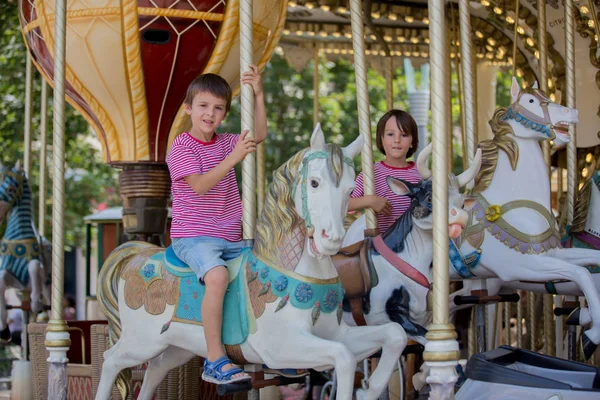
[456,345,600,399]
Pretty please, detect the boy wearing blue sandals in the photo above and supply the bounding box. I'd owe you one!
[167,67,267,384]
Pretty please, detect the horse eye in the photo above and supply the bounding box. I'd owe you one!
[529,99,534,103]
[310,179,319,188]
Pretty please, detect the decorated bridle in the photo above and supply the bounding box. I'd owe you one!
[501,88,557,139]
[292,151,354,238]
[0,167,24,213]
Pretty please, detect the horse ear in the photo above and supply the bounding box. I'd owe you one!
[343,135,363,159]
[14,159,21,171]
[532,81,539,89]
[463,196,478,212]
[511,77,520,103]
[387,176,413,197]
[310,122,326,150]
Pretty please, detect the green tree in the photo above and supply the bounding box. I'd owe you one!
[0,2,119,248]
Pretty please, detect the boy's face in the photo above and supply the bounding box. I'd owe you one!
[382,116,412,160]
[185,91,228,138]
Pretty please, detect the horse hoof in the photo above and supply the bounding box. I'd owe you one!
[566,308,581,326]
[581,332,598,360]
[0,327,11,343]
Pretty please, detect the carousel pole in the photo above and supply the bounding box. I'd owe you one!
[23,54,34,177]
[511,0,526,351]
[458,0,476,163]
[423,0,459,397]
[537,0,556,357]
[240,2,260,398]
[240,0,256,240]
[349,0,377,236]
[313,44,320,127]
[385,56,393,110]
[45,0,71,398]
[39,81,49,238]
[565,0,579,362]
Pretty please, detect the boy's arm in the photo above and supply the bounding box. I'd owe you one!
[241,64,267,144]
[184,156,237,196]
[254,92,267,144]
[348,195,392,216]
[185,130,255,195]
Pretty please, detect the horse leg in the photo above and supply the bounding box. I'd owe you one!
[0,276,9,341]
[27,260,43,313]
[95,337,168,400]
[334,323,406,400]
[496,256,600,358]
[254,330,358,400]
[550,247,600,267]
[137,346,196,400]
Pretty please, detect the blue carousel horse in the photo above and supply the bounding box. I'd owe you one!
[0,161,51,342]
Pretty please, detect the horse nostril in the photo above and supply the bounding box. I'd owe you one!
[322,229,329,238]
[451,209,457,216]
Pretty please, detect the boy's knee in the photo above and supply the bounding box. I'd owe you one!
[203,266,228,288]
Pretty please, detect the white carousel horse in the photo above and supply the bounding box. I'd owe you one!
[444,78,600,359]
[338,143,481,346]
[0,161,51,341]
[450,168,600,328]
[94,125,407,400]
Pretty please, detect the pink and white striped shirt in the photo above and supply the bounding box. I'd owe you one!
[167,132,242,241]
[351,161,421,233]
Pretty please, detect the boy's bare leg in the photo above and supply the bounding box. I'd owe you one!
[202,266,248,378]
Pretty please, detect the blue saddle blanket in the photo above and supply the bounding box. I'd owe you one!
[157,245,251,345]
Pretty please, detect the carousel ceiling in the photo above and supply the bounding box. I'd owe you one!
[279,0,600,147]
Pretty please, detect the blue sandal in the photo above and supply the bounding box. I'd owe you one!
[202,356,251,385]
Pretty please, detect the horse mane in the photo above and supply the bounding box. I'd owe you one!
[254,144,345,266]
[571,175,593,233]
[472,107,519,193]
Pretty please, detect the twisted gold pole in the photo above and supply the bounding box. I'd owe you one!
[313,45,320,127]
[566,0,577,226]
[349,0,377,232]
[517,290,523,347]
[385,56,393,110]
[46,0,70,398]
[459,0,476,162]
[422,2,460,393]
[529,292,536,350]
[539,0,555,345]
[24,54,33,177]
[240,0,256,239]
[587,0,600,47]
[538,0,551,173]
[39,80,49,237]
[512,0,520,78]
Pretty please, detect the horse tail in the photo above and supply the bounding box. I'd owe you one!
[96,240,156,399]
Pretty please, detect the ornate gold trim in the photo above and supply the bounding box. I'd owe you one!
[34,0,121,161]
[137,7,224,21]
[423,350,461,362]
[121,0,150,161]
[23,6,226,34]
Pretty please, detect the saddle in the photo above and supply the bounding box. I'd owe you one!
[332,237,378,325]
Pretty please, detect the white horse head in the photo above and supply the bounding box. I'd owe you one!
[296,123,363,257]
[412,143,481,235]
[507,77,578,144]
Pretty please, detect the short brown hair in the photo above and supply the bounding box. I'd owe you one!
[184,73,232,113]
[376,109,419,158]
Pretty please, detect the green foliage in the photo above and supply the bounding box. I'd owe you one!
[0,2,119,248]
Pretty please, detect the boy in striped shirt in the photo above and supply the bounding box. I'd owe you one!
[349,109,421,233]
[166,68,266,384]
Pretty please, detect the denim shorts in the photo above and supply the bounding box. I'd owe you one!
[171,236,253,281]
